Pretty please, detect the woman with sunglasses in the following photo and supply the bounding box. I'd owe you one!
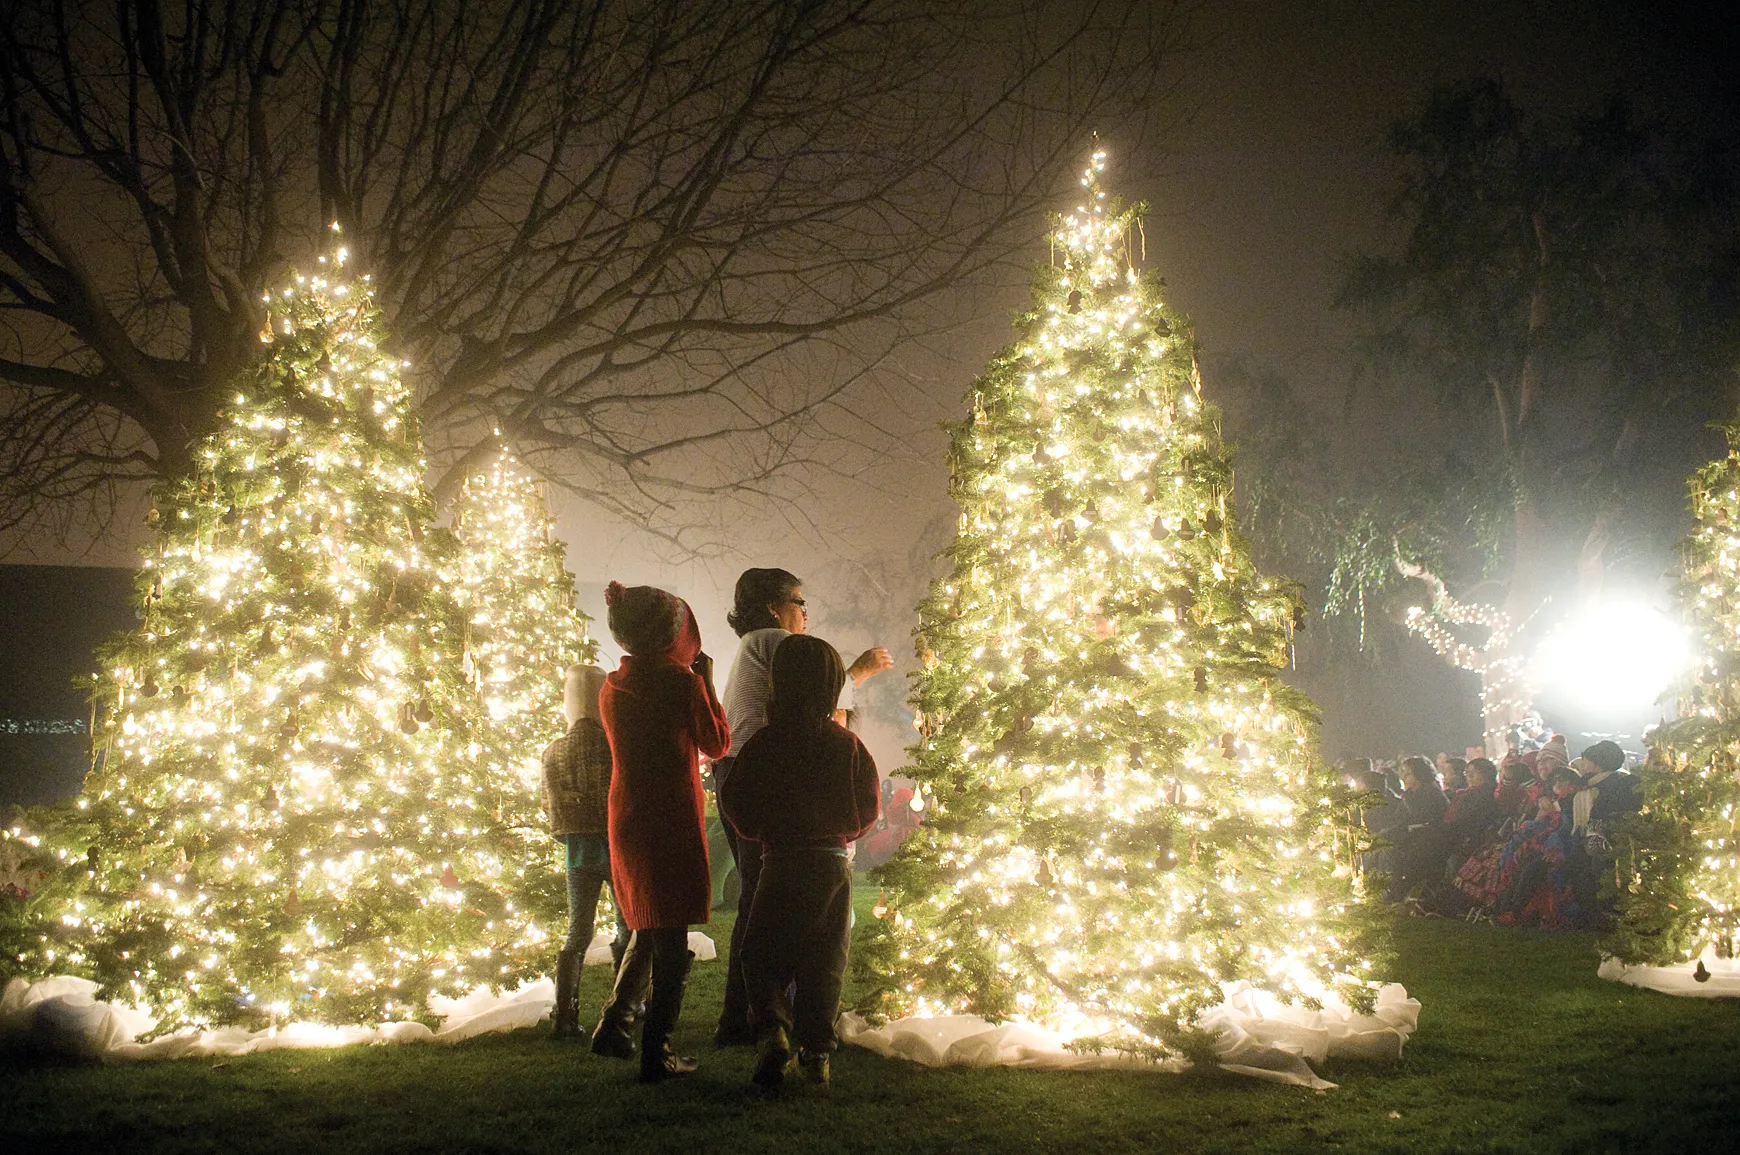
[709,567,892,1046]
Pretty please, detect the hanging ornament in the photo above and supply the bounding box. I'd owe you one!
[171,685,190,709]
[413,699,434,724]
[1066,289,1083,314]
[1155,828,1176,871]
[1176,518,1197,541]
[1127,741,1143,768]
[1019,785,1032,811]
[1083,499,1100,522]
[279,710,300,742]
[1042,488,1067,517]
[263,785,280,812]
[1193,666,1209,693]
[1093,616,1114,640]
[141,678,161,698]
[440,865,460,888]
[1090,423,1109,444]
[1150,516,1168,541]
[872,890,890,919]
[1023,646,1041,672]
[1091,766,1106,792]
[1037,857,1055,886]
[146,505,161,526]
[222,503,239,526]
[283,889,301,917]
[1033,443,1053,466]
[399,703,420,734]
[1221,733,1238,759]
[1058,520,1077,545]
[1203,509,1224,535]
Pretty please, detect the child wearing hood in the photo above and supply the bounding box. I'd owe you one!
[719,634,879,1090]
[589,582,730,1082]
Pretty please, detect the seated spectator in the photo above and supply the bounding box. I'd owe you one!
[1443,756,1501,864]
[1437,753,1468,792]
[1348,761,1405,879]
[1495,752,1535,821]
[1575,740,1640,833]
[1387,756,1450,900]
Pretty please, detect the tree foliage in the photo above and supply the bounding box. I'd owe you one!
[856,154,1385,1058]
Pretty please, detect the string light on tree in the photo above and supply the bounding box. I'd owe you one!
[1396,558,1535,752]
[0,232,554,1031]
[855,149,1388,1059]
[1604,410,1740,971]
[451,445,597,810]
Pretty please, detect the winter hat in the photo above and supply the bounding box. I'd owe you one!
[1535,735,1570,774]
[1581,740,1625,774]
[604,581,682,655]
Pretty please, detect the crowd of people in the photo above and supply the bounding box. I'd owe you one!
[1349,736,1643,929]
[537,567,892,1092]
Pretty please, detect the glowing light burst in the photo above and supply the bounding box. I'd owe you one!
[1529,597,1691,716]
[859,150,1387,1057]
[0,239,560,1031]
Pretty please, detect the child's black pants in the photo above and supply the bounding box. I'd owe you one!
[743,846,852,1054]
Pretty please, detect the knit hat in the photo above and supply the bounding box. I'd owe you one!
[604,582,682,655]
[1581,740,1625,774]
[1535,734,1570,774]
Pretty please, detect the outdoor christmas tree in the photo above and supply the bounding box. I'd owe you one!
[0,237,553,1030]
[451,447,597,817]
[1604,411,1740,969]
[857,151,1385,1057]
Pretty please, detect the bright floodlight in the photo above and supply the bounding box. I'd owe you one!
[1529,597,1691,715]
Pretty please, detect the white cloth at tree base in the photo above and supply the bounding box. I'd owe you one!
[1599,947,1740,998]
[0,930,713,1062]
[838,981,1419,1091]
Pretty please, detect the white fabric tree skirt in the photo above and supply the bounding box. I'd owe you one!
[0,930,713,1062]
[840,981,1420,1090]
[1599,947,1740,997]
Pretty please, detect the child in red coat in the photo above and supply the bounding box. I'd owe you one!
[590,582,729,1082]
[719,634,879,1090]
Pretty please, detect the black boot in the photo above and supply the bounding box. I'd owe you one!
[639,947,698,1083]
[592,931,653,1060]
[551,948,583,1039]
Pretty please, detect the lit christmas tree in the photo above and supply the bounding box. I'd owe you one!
[451,447,597,814]
[856,150,1385,1058]
[1,237,551,1030]
[1604,412,1740,970]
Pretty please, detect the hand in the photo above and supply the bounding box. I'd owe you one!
[690,651,714,683]
[849,646,894,686]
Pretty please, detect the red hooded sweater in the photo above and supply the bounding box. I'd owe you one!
[600,599,730,930]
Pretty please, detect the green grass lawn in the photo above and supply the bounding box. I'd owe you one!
[4,898,1738,1155]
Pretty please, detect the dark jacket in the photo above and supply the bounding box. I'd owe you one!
[719,717,879,849]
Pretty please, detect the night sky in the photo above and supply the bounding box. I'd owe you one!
[4,0,1735,791]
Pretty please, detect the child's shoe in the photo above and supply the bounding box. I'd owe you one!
[752,1027,793,1091]
[797,1050,830,1086]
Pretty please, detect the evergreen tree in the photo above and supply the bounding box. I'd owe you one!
[1,240,551,1030]
[856,151,1385,1058]
[451,447,598,815]
[1604,412,1740,967]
